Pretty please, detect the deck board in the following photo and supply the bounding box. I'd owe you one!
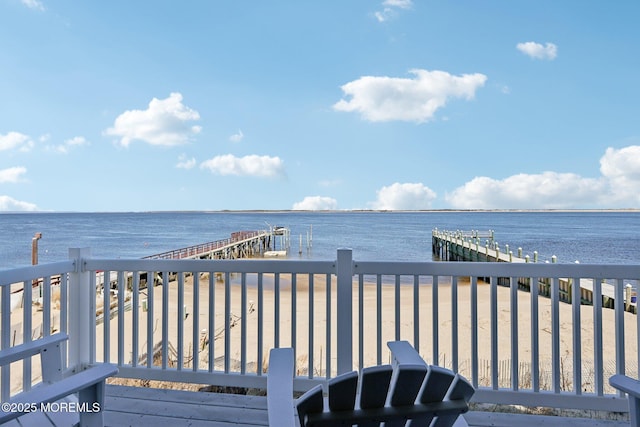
[102,385,625,427]
[104,385,268,427]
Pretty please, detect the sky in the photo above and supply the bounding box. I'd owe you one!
[1,0,639,212]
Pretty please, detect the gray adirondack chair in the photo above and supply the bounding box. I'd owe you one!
[610,374,640,426]
[267,342,474,427]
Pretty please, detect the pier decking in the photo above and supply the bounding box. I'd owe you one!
[144,228,290,261]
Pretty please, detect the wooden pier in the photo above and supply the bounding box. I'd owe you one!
[8,228,291,314]
[144,227,290,261]
[432,229,637,313]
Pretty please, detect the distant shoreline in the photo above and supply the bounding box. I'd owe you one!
[1,209,639,215]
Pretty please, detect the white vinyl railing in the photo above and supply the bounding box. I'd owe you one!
[2,248,639,414]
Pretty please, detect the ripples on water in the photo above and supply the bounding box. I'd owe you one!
[0,211,638,269]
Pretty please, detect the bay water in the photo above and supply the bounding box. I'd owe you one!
[1,211,638,270]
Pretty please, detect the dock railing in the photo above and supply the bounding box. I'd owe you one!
[2,248,639,414]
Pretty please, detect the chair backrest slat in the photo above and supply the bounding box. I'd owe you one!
[358,365,393,409]
[296,385,324,427]
[387,364,428,427]
[430,375,477,427]
[389,363,428,406]
[418,365,455,403]
[328,370,358,411]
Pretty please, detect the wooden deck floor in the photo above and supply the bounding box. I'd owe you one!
[102,385,627,427]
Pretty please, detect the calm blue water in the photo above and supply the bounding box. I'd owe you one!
[0,211,639,270]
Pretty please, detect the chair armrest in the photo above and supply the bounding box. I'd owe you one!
[267,348,296,427]
[387,341,428,367]
[610,374,640,398]
[610,374,640,427]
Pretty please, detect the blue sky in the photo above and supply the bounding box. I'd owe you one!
[1,0,639,211]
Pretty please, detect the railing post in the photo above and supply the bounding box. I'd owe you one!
[68,248,92,371]
[336,249,353,375]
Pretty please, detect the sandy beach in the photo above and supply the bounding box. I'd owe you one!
[7,273,638,395]
[98,273,637,394]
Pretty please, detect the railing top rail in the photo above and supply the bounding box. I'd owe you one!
[2,256,639,282]
[85,257,336,274]
[354,260,640,279]
[0,260,75,286]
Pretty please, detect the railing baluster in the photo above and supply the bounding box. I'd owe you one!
[240,273,247,374]
[551,277,560,393]
[490,276,498,389]
[615,279,625,377]
[162,272,169,370]
[23,279,32,390]
[193,272,200,372]
[308,273,314,379]
[531,276,540,392]
[60,271,68,364]
[117,271,125,367]
[358,274,364,372]
[132,272,139,368]
[594,278,603,395]
[103,271,111,363]
[395,275,401,341]
[471,276,478,388]
[336,249,352,375]
[451,276,459,373]
[291,273,297,371]
[325,273,331,378]
[433,275,439,366]
[208,272,215,372]
[89,272,97,365]
[572,276,582,395]
[637,280,640,378]
[413,275,420,355]
[43,275,51,337]
[257,273,263,376]
[146,271,154,369]
[510,276,518,391]
[177,272,184,370]
[1,284,11,400]
[224,272,231,373]
[274,272,280,348]
[376,274,382,366]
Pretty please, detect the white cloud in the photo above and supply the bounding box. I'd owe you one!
[383,0,412,8]
[375,0,412,22]
[599,145,640,205]
[516,42,558,60]
[105,92,201,147]
[445,172,605,209]
[0,132,34,152]
[176,154,196,169]
[445,145,640,209]
[0,196,37,212]
[200,154,285,178]
[21,0,45,11]
[292,196,338,210]
[229,130,244,143]
[49,136,89,153]
[333,69,487,123]
[371,182,437,210]
[0,167,27,184]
